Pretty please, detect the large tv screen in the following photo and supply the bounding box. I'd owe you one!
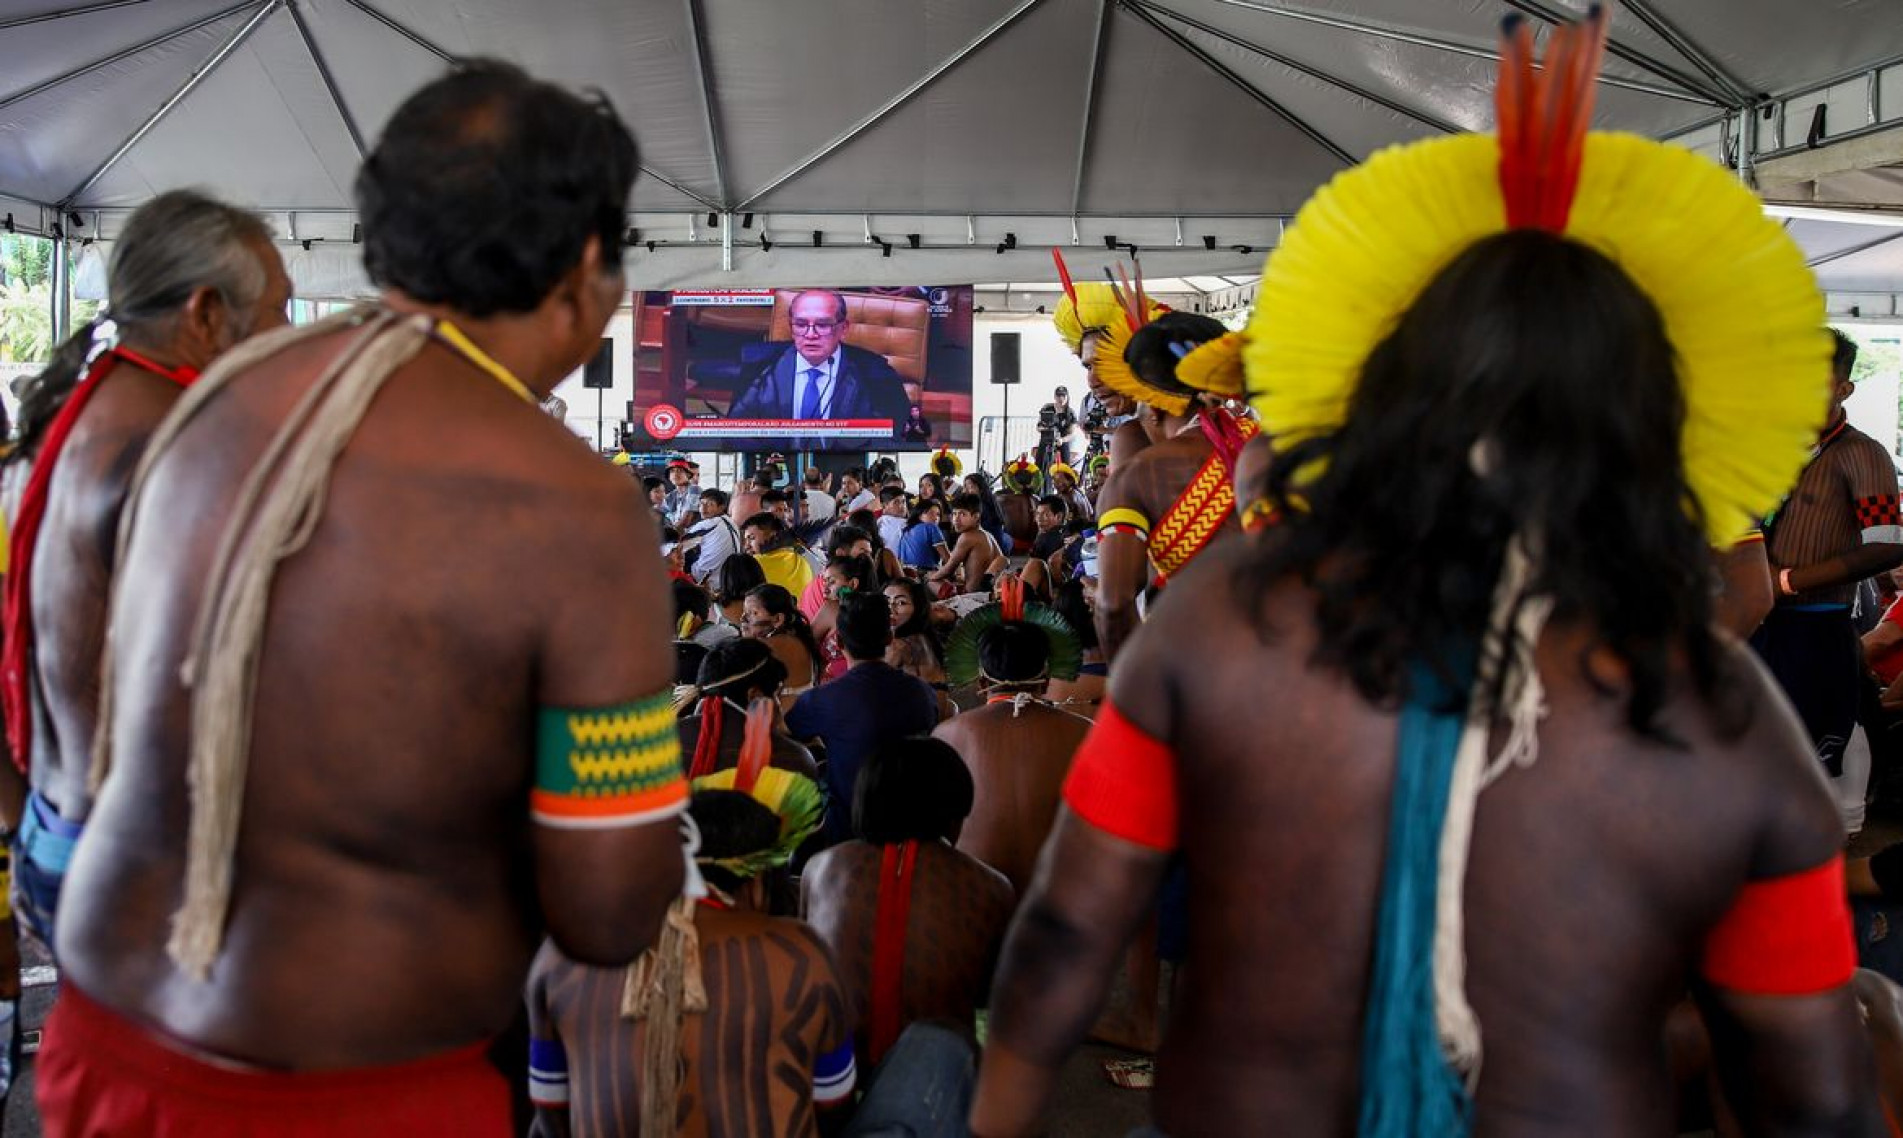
[627,286,974,453]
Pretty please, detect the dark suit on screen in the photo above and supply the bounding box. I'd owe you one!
[727,343,911,450]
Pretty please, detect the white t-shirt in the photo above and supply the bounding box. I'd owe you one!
[877,514,907,550]
[803,489,838,522]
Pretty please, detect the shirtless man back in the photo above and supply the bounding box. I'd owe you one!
[530,790,854,1138]
[3,193,290,947]
[934,610,1091,895]
[46,64,685,1133]
[929,494,1005,595]
[803,737,1014,1066]
[1090,313,1254,662]
[974,225,1880,1133]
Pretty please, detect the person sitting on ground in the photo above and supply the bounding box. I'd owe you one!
[803,737,1014,1070]
[685,486,742,585]
[885,578,951,720]
[44,62,686,1134]
[847,508,904,586]
[740,584,821,701]
[1042,578,1107,712]
[673,577,737,653]
[928,495,1006,597]
[660,458,700,529]
[897,499,949,577]
[529,785,850,1137]
[1,190,291,953]
[742,510,817,596]
[710,552,765,630]
[803,465,838,524]
[839,466,877,515]
[729,466,771,525]
[961,473,1014,557]
[641,474,667,521]
[1048,463,1092,524]
[934,578,1091,896]
[814,554,875,683]
[800,524,879,619]
[787,592,938,845]
[1030,495,1070,563]
[677,639,818,782]
[876,486,910,551]
[973,20,1879,1133]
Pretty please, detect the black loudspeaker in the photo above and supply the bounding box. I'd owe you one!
[990,332,1021,386]
[582,337,614,389]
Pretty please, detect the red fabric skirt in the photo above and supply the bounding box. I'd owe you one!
[37,982,512,1137]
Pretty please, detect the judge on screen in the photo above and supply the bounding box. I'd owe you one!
[726,289,911,444]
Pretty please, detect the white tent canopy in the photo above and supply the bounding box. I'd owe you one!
[4,0,1903,297]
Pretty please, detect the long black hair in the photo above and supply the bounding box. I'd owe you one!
[746,584,822,668]
[1241,230,1734,740]
[1124,311,1227,398]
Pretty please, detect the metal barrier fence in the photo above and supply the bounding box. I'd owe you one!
[975,415,1045,474]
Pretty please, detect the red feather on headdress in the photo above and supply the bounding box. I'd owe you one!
[735,697,775,794]
[1051,248,1079,308]
[1497,5,1609,232]
[999,574,1025,624]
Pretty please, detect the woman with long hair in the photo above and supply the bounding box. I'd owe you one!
[741,583,822,701]
[884,577,951,719]
[711,554,766,627]
[812,554,874,683]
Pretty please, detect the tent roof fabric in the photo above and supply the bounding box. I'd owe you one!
[5,0,1903,291]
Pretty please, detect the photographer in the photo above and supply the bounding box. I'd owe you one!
[1034,385,1085,477]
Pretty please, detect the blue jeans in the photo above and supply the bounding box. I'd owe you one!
[843,1023,974,1138]
[15,788,80,953]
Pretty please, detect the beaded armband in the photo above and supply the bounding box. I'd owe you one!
[532,691,687,829]
[1097,506,1151,544]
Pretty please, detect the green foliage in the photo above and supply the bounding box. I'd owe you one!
[0,235,55,364]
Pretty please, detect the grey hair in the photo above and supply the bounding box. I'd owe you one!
[108,189,274,340]
[9,190,274,460]
[790,288,848,325]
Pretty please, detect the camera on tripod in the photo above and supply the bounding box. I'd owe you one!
[1036,403,1059,440]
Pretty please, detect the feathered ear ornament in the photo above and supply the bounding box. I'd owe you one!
[1497,5,1609,232]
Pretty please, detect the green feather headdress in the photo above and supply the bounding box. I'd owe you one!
[944,576,1083,689]
[689,699,823,879]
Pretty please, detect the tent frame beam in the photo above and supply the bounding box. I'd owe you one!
[735,0,1050,211]
[683,0,729,208]
[286,0,365,158]
[1495,0,1734,105]
[1138,0,1459,134]
[1070,0,1116,219]
[0,0,259,115]
[59,0,283,209]
[338,0,721,212]
[1209,0,1718,106]
[1123,0,1355,167]
[0,0,156,32]
[1618,0,1755,105]
[1809,232,1903,270]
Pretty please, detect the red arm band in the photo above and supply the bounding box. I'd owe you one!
[1701,857,1856,995]
[1060,699,1178,852]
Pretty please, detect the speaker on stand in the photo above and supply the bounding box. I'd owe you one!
[583,337,614,450]
[990,332,1021,476]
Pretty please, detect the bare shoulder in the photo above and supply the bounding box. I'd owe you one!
[1693,636,1843,876]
